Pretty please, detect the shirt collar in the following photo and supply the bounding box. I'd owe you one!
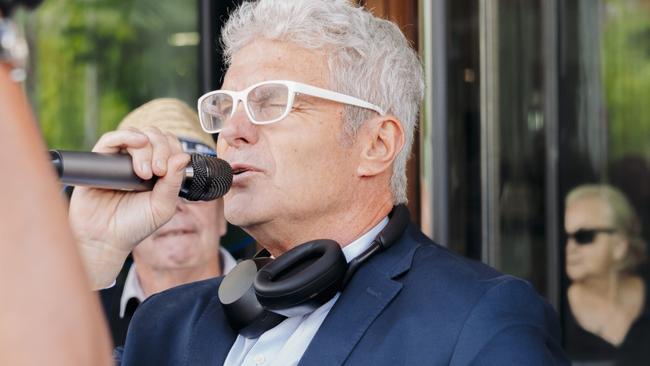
[341,216,389,263]
[119,264,146,318]
[221,247,238,273]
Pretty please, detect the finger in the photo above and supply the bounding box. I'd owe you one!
[92,129,149,154]
[164,131,184,156]
[142,126,172,177]
[150,152,191,221]
[164,132,186,179]
[126,142,154,180]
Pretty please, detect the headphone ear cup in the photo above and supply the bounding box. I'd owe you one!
[218,258,286,338]
[254,239,347,311]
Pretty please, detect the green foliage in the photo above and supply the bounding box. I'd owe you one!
[22,0,199,150]
[603,0,650,159]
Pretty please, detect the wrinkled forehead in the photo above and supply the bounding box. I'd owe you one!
[222,39,330,91]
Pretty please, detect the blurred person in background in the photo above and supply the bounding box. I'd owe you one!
[97,98,236,347]
[565,184,649,365]
[0,1,112,364]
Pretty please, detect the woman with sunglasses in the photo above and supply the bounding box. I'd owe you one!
[564,184,649,365]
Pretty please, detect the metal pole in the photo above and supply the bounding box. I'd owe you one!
[420,0,449,246]
[479,0,500,266]
[543,0,560,310]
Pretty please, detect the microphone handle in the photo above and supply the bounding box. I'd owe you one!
[50,150,155,191]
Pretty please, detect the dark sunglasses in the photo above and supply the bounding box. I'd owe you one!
[566,228,616,245]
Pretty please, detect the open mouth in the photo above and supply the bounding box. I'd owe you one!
[233,167,249,175]
[231,164,257,176]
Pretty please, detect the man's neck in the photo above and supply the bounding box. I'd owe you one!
[250,198,394,258]
[135,258,221,298]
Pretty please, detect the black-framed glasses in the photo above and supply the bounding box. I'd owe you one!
[566,228,617,245]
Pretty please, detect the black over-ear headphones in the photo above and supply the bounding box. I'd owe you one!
[218,205,410,338]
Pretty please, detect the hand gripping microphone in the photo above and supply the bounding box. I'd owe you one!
[50,150,233,201]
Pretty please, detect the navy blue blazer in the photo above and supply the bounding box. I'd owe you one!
[119,224,569,365]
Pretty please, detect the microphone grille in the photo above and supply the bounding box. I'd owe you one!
[182,154,233,201]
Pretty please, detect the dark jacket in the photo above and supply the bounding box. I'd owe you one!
[118,224,569,365]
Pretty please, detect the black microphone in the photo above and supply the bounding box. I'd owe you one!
[50,150,233,201]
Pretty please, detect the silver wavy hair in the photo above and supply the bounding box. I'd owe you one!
[221,0,425,204]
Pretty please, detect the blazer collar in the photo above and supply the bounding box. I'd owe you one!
[298,224,420,366]
[184,282,237,365]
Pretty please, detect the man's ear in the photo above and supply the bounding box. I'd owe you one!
[357,115,405,177]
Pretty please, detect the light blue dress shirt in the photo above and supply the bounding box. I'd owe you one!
[224,217,389,366]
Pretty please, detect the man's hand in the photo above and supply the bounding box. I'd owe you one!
[69,126,190,289]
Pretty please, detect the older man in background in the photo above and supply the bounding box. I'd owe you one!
[97,99,236,347]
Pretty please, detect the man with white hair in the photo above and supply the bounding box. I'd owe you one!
[70,1,569,365]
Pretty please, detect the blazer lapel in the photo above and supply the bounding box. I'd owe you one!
[185,295,237,365]
[298,225,419,366]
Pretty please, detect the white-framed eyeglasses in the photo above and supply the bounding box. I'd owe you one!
[197,80,385,133]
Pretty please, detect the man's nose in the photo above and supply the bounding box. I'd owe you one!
[218,101,259,148]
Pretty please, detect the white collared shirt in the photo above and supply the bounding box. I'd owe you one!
[119,247,237,318]
[224,217,389,366]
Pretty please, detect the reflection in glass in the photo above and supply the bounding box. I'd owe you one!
[564,185,649,365]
